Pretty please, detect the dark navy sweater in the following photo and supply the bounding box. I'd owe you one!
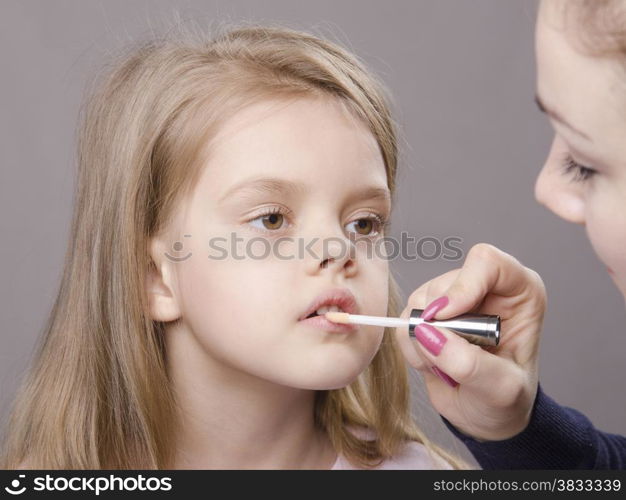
[441,383,626,469]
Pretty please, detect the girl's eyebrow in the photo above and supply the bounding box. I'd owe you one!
[218,177,307,203]
[218,176,391,206]
[347,185,392,208]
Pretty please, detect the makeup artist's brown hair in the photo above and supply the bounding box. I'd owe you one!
[560,0,626,63]
[0,22,468,470]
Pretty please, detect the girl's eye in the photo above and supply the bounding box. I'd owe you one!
[246,208,389,236]
[346,214,388,237]
[248,207,289,232]
[562,154,596,182]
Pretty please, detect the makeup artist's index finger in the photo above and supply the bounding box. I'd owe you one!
[436,243,534,318]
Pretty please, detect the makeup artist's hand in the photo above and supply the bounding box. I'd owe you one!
[394,243,546,441]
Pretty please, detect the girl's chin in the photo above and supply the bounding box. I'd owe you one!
[286,365,368,391]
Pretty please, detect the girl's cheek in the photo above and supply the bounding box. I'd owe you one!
[363,257,390,317]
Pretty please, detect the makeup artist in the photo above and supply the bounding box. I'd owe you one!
[393,0,626,469]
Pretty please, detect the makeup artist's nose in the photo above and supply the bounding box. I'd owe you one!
[535,138,586,226]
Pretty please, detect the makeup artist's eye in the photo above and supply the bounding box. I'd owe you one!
[346,213,388,237]
[247,206,291,232]
[562,154,596,182]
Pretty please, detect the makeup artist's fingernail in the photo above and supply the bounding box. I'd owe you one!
[420,296,449,321]
[431,366,459,388]
[413,323,447,356]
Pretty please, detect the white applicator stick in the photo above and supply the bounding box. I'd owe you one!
[324,312,412,329]
[324,310,501,347]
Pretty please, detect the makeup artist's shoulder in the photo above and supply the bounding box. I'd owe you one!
[332,428,453,470]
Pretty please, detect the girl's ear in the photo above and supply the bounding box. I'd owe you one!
[146,238,182,322]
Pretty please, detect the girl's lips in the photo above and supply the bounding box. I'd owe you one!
[608,267,614,275]
[298,314,358,333]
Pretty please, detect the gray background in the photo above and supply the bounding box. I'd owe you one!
[2,0,625,467]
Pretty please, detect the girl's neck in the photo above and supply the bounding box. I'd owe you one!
[164,321,337,469]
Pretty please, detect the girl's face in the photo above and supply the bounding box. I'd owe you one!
[535,0,626,300]
[159,96,390,390]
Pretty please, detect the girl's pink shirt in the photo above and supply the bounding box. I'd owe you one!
[331,441,453,470]
[330,427,454,470]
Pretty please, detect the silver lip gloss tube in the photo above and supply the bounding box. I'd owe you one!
[408,308,500,347]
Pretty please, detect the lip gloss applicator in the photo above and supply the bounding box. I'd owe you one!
[325,308,500,347]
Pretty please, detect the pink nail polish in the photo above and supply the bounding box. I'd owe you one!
[431,366,459,388]
[413,323,447,356]
[420,296,449,321]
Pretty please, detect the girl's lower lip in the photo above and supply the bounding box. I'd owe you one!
[299,315,358,333]
[608,267,614,275]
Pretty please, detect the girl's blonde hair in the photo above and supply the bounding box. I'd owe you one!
[1,22,467,469]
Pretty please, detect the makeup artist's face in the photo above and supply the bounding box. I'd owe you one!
[534,0,626,300]
[164,96,389,389]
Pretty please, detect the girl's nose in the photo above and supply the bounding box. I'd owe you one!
[304,227,358,277]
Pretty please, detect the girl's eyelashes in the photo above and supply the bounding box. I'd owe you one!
[345,213,389,237]
[245,206,389,237]
[562,154,597,182]
[247,206,289,233]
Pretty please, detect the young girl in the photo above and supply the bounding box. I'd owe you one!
[0,23,465,469]
[394,0,626,469]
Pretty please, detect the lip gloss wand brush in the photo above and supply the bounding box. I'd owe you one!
[324,309,501,347]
